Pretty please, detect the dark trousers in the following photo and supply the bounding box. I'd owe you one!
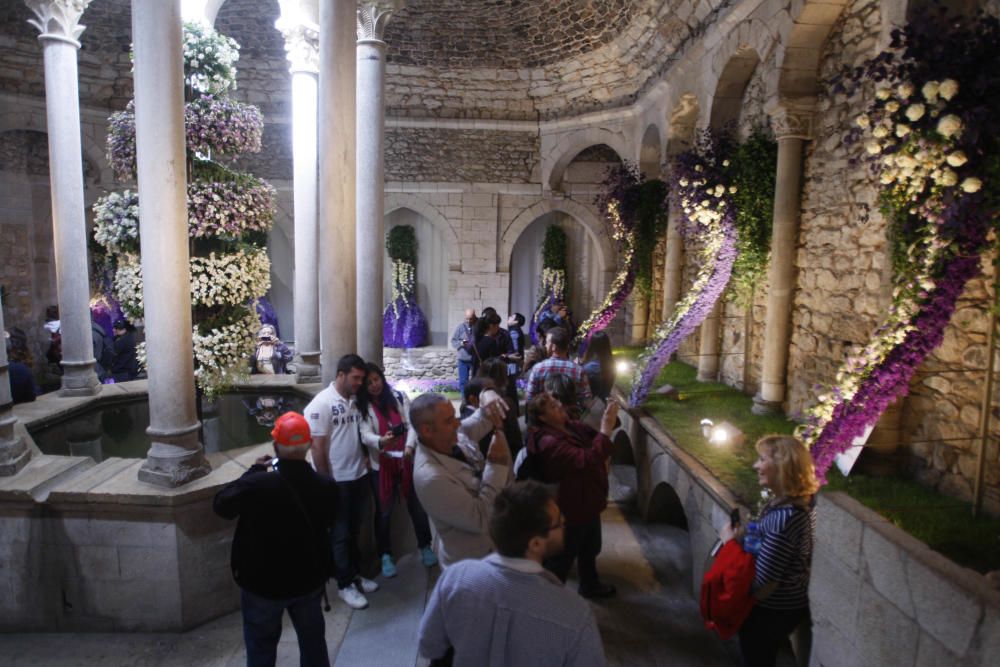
[332,474,370,589]
[369,468,433,556]
[544,516,602,591]
[241,587,329,667]
[738,604,809,667]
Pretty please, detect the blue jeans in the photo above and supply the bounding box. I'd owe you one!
[457,358,473,395]
[332,474,370,589]
[241,587,329,667]
[369,468,432,556]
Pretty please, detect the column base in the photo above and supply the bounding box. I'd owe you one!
[295,353,322,384]
[138,433,211,488]
[696,368,719,383]
[0,436,31,476]
[60,363,101,397]
[751,393,784,416]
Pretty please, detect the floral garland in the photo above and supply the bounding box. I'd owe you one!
[191,312,258,399]
[630,131,739,407]
[190,247,271,307]
[182,21,240,95]
[529,224,568,343]
[575,163,668,344]
[111,253,144,320]
[107,97,263,180]
[800,8,1000,481]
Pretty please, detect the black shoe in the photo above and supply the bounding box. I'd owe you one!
[579,582,616,599]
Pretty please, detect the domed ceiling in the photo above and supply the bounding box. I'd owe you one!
[384,0,637,69]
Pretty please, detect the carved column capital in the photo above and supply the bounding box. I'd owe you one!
[357,4,393,44]
[278,21,319,74]
[25,0,90,48]
[767,98,816,141]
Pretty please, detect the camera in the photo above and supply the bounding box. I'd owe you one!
[390,423,407,437]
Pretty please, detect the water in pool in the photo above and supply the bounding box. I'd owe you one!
[29,393,309,462]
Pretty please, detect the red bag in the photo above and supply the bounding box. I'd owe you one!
[700,540,756,639]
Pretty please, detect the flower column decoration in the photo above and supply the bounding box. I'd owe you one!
[630,132,739,407]
[575,163,668,345]
[97,22,274,400]
[529,224,567,343]
[800,9,1000,481]
[383,225,428,348]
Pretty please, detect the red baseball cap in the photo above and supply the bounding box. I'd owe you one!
[271,412,311,447]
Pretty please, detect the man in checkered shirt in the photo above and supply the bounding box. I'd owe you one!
[524,327,592,411]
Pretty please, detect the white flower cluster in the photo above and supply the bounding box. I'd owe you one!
[540,268,566,302]
[92,191,139,252]
[390,260,416,303]
[189,247,271,307]
[112,253,145,319]
[192,313,258,399]
[182,21,240,94]
[677,166,735,227]
[860,79,981,198]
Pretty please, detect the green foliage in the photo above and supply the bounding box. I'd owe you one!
[386,225,418,264]
[541,225,568,271]
[727,131,777,304]
[634,179,670,296]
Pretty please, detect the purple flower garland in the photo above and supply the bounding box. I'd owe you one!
[383,298,429,348]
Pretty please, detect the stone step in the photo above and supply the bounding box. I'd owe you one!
[0,454,95,503]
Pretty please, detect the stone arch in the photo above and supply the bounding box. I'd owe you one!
[638,124,662,180]
[385,193,461,271]
[543,128,631,192]
[499,198,612,275]
[611,427,636,466]
[0,120,104,187]
[709,46,761,130]
[646,481,689,529]
[768,0,852,102]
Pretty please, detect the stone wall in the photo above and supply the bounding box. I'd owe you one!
[385,128,539,183]
[383,346,456,380]
[810,492,1000,667]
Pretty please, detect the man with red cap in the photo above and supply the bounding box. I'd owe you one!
[214,411,338,667]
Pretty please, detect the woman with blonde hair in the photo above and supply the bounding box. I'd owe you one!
[721,434,819,667]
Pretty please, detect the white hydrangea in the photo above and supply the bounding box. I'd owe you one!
[904,104,925,122]
[938,79,959,101]
[936,114,963,139]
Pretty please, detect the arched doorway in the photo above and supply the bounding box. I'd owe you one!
[383,208,449,345]
[508,212,603,332]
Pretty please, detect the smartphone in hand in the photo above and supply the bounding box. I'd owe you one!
[730,507,741,528]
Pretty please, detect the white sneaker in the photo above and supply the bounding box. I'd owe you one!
[338,585,369,610]
[356,576,380,594]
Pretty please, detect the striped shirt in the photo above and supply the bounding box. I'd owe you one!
[418,554,606,666]
[752,499,816,610]
[525,357,593,408]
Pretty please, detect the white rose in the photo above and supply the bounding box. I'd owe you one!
[897,82,914,98]
[938,79,959,101]
[895,124,911,138]
[960,177,982,193]
[885,101,900,113]
[921,81,939,102]
[875,87,891,100]
[872,126,890,139]
[936,114,963,138]
[946,151,968,167]
[857,114,871,129]
[896,155,918,170]
[865,140,882,155]
[722,160,731,167]
[904,104,925,122]
[938,169,958,187]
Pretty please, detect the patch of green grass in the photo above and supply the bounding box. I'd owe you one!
[614,350,1000,573]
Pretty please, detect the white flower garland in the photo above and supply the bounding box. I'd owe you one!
[93,191,139,252]
[183,21,240,94]
[112,253,145,319]
[190,247,271,307]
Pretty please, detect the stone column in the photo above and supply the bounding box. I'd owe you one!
[0,298,30,476]
[628,295,649,344]
[318,0,357,383]
[697,301,722,381]
[661,215,684,322]
[26,0,99,396]
[280,23,322,383]
[132,0,209,486]
[753,101,813,415]
[355,4,392,367]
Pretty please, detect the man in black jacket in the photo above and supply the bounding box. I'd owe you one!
[214,412,338,667]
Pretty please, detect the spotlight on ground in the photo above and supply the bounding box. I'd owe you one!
[615,360,633,376]
[708,421,745,447]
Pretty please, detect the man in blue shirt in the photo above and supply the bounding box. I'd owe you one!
[418,481,606,666]
[450,309,477,394]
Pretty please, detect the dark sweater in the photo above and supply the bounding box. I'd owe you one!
[213,459,338,599]
[526,421,612,526]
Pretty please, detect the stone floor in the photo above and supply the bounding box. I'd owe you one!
[0,466,747,666]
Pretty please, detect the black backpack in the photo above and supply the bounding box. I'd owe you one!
[515,442,546,482]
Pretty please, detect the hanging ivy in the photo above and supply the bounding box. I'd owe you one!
[634,178,670,296]
[727,130,777,304]
[542,225,568,272]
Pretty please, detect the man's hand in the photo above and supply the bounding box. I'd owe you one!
[482,397,508,429]
[254,454,273,467]
[599,400,620,437]
[486,430,510,466]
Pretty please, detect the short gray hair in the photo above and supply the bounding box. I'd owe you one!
[409,393,450,431]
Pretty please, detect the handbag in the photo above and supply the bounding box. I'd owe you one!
[700,539,756,639]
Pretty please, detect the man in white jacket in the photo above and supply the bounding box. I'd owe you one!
[411,393,512,568]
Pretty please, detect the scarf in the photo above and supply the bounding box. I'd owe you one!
[373,401,412,508]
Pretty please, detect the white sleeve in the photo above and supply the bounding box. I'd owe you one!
[304,395,330,437]
[399,392,418,450]
[359,406,382,454]
[460,406,494,443]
